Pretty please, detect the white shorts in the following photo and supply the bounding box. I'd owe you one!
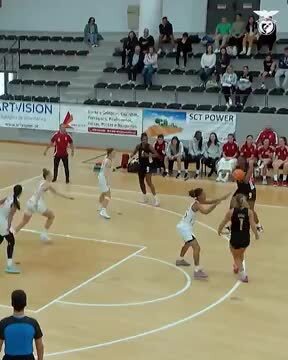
[217,158,237,173]
[176,223,196,243]
[98,174,110,193]
[26,198,47,215]
[0,217,9,237]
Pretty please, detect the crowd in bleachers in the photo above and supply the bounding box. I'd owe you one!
[151,128,288,187]
[116,12,288,109]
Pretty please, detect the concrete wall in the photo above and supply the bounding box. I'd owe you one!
[0,0,207,34]
[0,113,287,151]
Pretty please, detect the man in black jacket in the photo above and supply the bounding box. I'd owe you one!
[127,45,144,83]
[139,28,155,53]
[275,47,288,89]
[158,16,176,54]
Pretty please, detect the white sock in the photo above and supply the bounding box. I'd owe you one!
[7,259,13,267]
[263,175,267,180]
[185,169,189,173]
[177,170,181,174]
[196,169,200,174]
[195,265,200,272]
[165,169,169,172]
[283,175,287,181]
[274,174,278,181]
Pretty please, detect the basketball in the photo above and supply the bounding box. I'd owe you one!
[232,169,245,181]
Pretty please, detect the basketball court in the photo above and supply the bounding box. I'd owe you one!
[0,142,287,360]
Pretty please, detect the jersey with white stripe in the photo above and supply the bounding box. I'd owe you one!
[0,195,14,219]
[181,200,197,225]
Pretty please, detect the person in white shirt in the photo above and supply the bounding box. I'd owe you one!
[164,136,185,178]
[221,65,238,107]
[98,148,115,219]
[199,44,216,86]
[143,46,158,86]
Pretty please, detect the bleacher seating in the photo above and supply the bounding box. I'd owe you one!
[1,32,288,110]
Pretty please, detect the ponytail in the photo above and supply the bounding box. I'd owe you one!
[13,185,22,210]
[188,188,203,199]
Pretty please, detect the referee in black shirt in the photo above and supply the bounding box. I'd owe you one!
[0,290,44,360]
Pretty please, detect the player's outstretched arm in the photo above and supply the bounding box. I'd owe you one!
[203,192,231,205]
[248,209,259,240]
[195,201,220,215]
[43,142,54,156]
[218,210,232,235]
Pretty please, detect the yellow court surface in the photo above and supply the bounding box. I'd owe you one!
[0,142,287,360]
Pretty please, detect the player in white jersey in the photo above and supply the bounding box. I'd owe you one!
[176,188,230,279]
[98,148,115,219]
[0,185,22,273]
[15,168,74,242]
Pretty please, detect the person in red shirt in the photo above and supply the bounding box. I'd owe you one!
[153,134,167,173]
[256,127,278,147]
[216,133,239,182]
[44,124,74,183]
[257,138,274,185]
[240,135,257,162]
[272,136,288,186]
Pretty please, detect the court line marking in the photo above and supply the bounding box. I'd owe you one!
[71,183,287,209]
[45,190,243,357]
[57,254,191,307]
[33,247,145,314]
[22,229,144,249]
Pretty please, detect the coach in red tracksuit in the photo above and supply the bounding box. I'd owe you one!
[44,124,74,183]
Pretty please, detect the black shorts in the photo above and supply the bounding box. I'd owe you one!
[3,355,35,360]
[233,188,256,202]
[138,165,153,177]
[230,233,250,250]
[153,158,165,169]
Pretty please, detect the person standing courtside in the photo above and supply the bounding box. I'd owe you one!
[44,124,74,183]
[0,290,44,360]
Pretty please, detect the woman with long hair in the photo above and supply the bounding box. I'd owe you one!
[15,169,74,242]
[202,132,222,177]
[176,187,230,279]
[164,136,186,178]
[98,148,115,219]
[199,44,216,86]
[240,15,258,56]
[0,185,22,273]
[185,130,204,179]
[218,194,259,282]
[131,133,160,206]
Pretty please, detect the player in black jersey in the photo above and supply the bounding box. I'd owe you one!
[231,157,263,232]
[218,194,259,283]
[131,133,160,206]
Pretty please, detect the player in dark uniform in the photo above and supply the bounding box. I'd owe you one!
[131,133,160,206]
[218,194,259,283]
[231,156,263,232]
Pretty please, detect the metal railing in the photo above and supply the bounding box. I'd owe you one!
[0,38,20,94]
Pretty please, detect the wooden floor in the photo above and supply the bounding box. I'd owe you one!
[0,142,287,360]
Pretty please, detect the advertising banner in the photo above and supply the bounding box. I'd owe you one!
[60,104,143,136]
[143,109,236,142]
[0,101,59,130]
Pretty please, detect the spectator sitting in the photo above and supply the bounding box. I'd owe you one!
[202,132,221,177]
[121,31,138,68]
[185,130,204,179]
[216,46,230,82]
[217,133,238,182]
[164,136,186,178]
[199,44,216,87]
[158,16,176,54]
[229,13,245,56]
[235,65,253,106]
[257,18,277,53]
[240,135,257,162]
[153,134,167,173]
[256,127,278,147]
[214,17,231,53]
[143,46,158,86]
[257,138,274,185]
[258,53,276,89]
[84,17,99,47]
[240,15,258,56]
[275,47,288,90]
[127,45,144,84]
[139,28,155,53]
[221,65,237,107]
[175,32,192,70]
[272,136,288,186]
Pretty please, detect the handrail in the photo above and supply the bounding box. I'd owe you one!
[0,38,19,66]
